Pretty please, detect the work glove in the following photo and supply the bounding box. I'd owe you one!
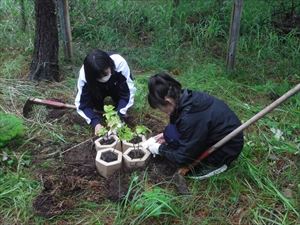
[142,137,156,149]
[148,142,161,156]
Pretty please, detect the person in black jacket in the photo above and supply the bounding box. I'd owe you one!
[75,49,136,135]
[145,73,244,179]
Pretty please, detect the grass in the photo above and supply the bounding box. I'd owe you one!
[0,0,300,224]
[0,170,40,224]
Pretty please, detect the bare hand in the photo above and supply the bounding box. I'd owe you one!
[94,124,104,136]
[154,133,165,144]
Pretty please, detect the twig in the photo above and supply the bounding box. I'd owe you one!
[60,137,94,155]
[0,104,8,113]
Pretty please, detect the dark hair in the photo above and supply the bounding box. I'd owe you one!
[148,72,182,109]
[83,49,115,94]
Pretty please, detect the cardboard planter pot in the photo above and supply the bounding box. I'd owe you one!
[123,147,150,169]
[95,135,121,152]
[95,148,122,178]
[122,135,146,152]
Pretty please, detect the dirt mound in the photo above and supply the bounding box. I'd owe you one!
[32,139,178,217]
[33,141,107,217]
[32,109,178,217]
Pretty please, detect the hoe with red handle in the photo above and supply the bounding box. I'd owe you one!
[23,97,76,118]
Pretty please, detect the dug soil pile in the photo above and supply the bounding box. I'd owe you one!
[32,109,177,217]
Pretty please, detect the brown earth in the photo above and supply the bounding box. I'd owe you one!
[128,149,145,159]
[32,108,178,218]
[272,10,300,36]
[99,137,115,145]
[100,150,118,162]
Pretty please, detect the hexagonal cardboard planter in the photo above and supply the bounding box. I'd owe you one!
[95,148,122,178]
[123,147,150,169]
[122,135,146,152]
[95,135,122,152]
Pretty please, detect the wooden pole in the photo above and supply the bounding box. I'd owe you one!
[57,0,73,61]
[226,0,243,71]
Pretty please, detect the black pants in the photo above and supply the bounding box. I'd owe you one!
[164,124,244,167]
[201,135,244,167]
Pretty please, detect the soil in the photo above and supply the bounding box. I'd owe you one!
[271,10,300,36]
[47,109,87,126]
[131,136,142,144]
[128,149,145,159]
[100,151,118,162]
[31,109,181,218]
[124,111,167,136]
[32,143,178,217]
[99,137,115,145]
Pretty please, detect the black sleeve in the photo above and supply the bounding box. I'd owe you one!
[159,116,209,166]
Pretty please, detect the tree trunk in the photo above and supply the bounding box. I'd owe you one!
[30,0,59,81]
[226,0,243,71]
[57,0,73,61]
[20,0,27,31]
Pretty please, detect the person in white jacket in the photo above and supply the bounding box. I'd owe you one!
[75,49,136,135]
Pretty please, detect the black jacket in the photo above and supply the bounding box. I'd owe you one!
[159,89,244,167]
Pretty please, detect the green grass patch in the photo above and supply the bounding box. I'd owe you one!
[0,171,40,224]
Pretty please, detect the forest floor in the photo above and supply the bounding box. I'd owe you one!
[1,0,299,224]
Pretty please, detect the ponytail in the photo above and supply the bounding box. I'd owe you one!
[148,73,182,109]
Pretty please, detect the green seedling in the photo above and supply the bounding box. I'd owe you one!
[103,105,116,118]
[117,124,134,142]
[100,105,151,157]
[122,125,150,159]
[135,125,150,136]
[97,127,108,138]
[103,105,121,130]
[133,125,150,151]
[97,105,122,146]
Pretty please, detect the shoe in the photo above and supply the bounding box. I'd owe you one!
[187,164,228,180]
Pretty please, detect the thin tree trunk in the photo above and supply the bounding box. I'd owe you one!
[20,0,26,31]
[226,0,243,71]
[57,0,73,61]
[30,0,59,81]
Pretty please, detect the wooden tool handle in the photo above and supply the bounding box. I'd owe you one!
[178,83,300,176]
[29,97,76,109]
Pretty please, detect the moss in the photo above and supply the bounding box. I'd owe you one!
[0,112,24,147]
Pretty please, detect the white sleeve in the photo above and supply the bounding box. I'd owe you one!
[74,66,92,124]
[110,54,136,114]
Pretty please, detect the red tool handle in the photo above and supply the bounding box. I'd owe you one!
[29,97,76,109]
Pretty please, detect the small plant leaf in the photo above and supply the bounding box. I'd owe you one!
[97,127,108,137]
[135,125,150,136]
[117,124,134,142]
